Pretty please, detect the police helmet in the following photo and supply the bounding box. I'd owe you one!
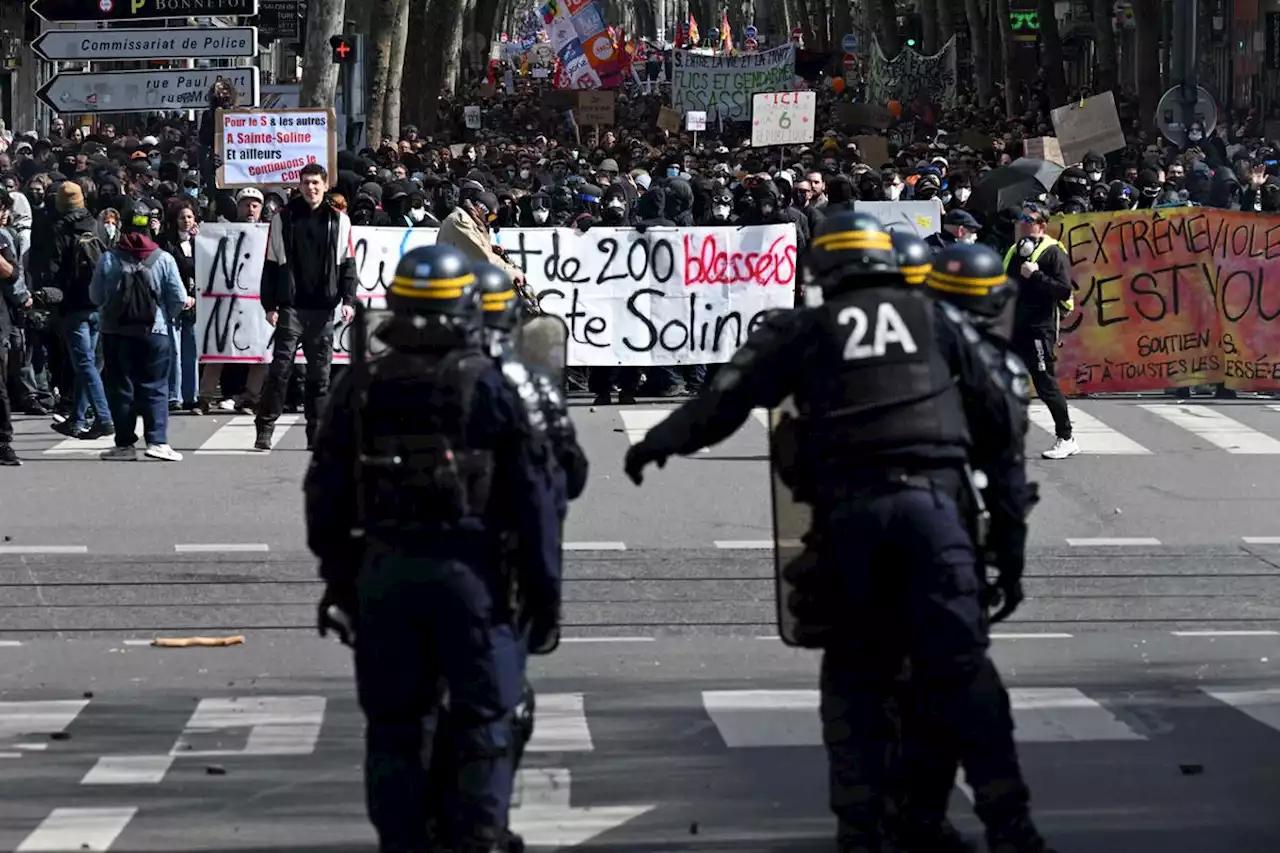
[806,211,899,288]
[388,244,480,320]
[925,242,1015,320]
[123,199,152,234]
[474,261,520,331]
[890,231,932,286]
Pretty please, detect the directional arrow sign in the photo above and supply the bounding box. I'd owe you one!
[31,0,258,24]
[509,768,654,848]
[37,67,260,114]
[31,26,259,61]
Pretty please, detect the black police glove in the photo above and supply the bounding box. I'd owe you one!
[624,438,668,485]
[981,558,1025,624]
[317,582,357,647]
[524,599,560,655]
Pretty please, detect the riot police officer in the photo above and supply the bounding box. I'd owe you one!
[475,261,588,503]
[890,230,932,286]
[624,212,1053,853]
[305,244,563,853]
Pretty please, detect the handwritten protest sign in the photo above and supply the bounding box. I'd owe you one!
[1050,91,1125,166]
[1050,208,1280,394]
[214,108,336,189]
[671,44,796,122]
[751,91,815,147]
[196,224,798,368]
[853,200,945,237]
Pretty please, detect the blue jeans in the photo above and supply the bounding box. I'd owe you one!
[102,333,171,447]
[169,311,197,406]
[62,310,112,431]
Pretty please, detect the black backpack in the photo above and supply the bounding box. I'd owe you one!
[71,230,106,290]
[108,251,162,329]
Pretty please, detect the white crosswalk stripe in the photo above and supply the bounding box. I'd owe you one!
[1139,404,1280,453]
[195,413,303,454]
[43,418,143,456]
[1028,402,1151,454]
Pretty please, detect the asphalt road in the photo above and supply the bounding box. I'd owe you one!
[2,392,1280,851]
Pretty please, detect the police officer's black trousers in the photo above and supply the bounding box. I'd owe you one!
[816,475,1034,849]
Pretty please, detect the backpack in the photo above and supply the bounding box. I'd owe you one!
[71,230,106,290]
[107,251,162,329]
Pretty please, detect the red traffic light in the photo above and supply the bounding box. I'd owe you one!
[330,35,356,63]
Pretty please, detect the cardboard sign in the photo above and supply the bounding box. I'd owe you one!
[852,134,890,167]
[751,91,816,147]
[464,105,481,129]
[1023,136,1064,165]
[657,106,682,131]
[576,90,615,125]
[214,107,336,189]
[1050,91,1126,166]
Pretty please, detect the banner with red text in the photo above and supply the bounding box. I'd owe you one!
[1051,208,1280,394]
[195,223,797,368]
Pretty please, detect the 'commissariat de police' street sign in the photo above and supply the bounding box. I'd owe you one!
[37,67,261,114]
[31,26,259,61]
[30,0,258,24]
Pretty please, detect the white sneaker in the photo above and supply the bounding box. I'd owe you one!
[101,446,137,461]
[145,443,183,462]
[1041,437,1080,460]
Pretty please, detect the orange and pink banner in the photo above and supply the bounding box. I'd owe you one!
[1050,208,1280,395]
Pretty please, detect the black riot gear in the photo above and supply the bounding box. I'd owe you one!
[475,261,521,332]
[890,231,932,285]
[388,244,481,322]
[926,243,1017,342]
[807,211,900,289]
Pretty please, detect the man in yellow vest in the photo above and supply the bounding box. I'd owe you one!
[1005,202,1078,459]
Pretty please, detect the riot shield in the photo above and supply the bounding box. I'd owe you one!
[513,314,569,656]
[513,314,569,389]
[769,396,815,648]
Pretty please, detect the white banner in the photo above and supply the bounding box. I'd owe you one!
[852,200,946,237]
[196,224,798,368]
[867,36,958,110]
[670,44,796,122]
[215,108,337,189]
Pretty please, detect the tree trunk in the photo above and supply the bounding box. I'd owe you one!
[876,0,899,56]
[474,0,501,59]
[383,0,411,140]
[964,0,993,105]
[937,0,954,44]
[299,0,348,108]
[921,0,939,54]
[832,0,853,54]
[1035,0,1068,107]
[444,0,470,93]
[993,0,1020,115]
[425,0,463,127]
[1091,0,1118,94]
[1133,0,1161,128]
[401,0,430,129]
[365,0,400,145]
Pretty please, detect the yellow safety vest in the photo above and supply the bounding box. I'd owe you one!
[1004,236,1073,313]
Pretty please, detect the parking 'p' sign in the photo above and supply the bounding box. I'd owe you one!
[750,91,816,148]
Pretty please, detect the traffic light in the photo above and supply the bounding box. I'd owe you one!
[330,35,357,64]
[900,14,922,48]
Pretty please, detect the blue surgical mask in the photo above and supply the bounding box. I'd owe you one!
[667,167,678,178]
[103,223,118,240]
[184,187,198,198]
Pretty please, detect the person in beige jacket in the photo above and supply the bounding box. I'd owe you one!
[435,188,531,301]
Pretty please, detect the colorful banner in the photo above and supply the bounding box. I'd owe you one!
[1051,209,1280,394]
[671,43,796,122]
[867,36,957,109]
[538,0,620,88]
[195,224,798,368]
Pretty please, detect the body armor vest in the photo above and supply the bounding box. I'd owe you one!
[792,286,969,469]
[358,348,495,540]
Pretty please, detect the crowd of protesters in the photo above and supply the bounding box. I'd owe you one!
[2,67,1278,466]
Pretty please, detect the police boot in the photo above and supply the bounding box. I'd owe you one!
[897,820,977,853]
[985,815,1057,853]
[498,829,525,853]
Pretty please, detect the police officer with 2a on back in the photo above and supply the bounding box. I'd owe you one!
[303,244,563,853]
[624,211,1055,853]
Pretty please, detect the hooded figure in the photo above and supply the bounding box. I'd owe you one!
[634,186,673,228]
[599,184,631,226]
[663,178,696,226]
[549,184,577,226]
[704,188,736,225]
[519,190,552,227]
[1209,169,1243,210]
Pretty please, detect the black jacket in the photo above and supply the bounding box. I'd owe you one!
[1008,237,1072,336]
[32,207,99,313]
[261,197,358,313]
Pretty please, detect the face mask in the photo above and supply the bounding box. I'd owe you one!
[519,168,530,180]
[667,167,679,178]
[148,155,161,166]
[179,160,189,170]
[1188,131,1203,143]
[606,200,625,213]
[408,207,426,222]
[955,187,971,203]
[531,208,550,224]
[885,184,903,200]
[184,187,198,198]
[960,232,978,244]
[104,223,118,240]
[712,204,731,219]
[1087,170,1103,182]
